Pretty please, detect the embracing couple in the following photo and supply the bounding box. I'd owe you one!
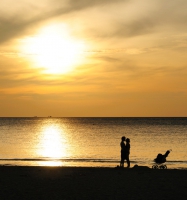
[120,136,130,168]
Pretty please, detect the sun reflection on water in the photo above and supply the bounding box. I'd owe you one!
[37,125,68,160]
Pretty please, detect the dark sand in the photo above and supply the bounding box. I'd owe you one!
[0,165,187,200]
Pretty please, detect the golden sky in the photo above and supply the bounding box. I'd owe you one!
[0,0,187,117]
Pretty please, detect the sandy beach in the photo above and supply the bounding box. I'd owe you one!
[0,165,187,200]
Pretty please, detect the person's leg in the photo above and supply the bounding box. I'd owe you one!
[120,151,124,167]
[120,160,124,167]
[126,154,130,168]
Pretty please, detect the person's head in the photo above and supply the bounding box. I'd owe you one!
[126,138,130,143]
[121,136,126,141]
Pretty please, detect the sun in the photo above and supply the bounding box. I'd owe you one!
[20,24,85,74]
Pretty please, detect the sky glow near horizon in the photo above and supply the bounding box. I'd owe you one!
[0,0,187,117]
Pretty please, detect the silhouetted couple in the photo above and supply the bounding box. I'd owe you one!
[120,136,130,168]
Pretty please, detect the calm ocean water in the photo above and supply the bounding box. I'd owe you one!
[0,117,187,169]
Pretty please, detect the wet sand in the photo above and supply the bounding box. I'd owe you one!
[0,165,187,200]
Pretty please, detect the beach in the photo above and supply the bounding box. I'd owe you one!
[0,165,187,200]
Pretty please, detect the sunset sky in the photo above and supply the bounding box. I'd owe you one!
[0,0,187,117]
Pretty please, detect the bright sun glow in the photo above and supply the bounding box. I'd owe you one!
[20,24,85,74]
[38,125,68,158]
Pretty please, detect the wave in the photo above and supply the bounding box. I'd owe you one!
[0,158,119,163]
[1,158,187,163]
[1,158,187,170]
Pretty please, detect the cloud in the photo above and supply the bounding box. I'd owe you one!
[0,0,126,44]
[79,0,187,40]
[1,0,187,47]
[113,19,155,38]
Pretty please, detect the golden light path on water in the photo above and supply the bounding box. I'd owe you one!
[36,124,68,166]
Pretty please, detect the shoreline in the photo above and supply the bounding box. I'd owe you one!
[1,161,187,170]
[1,165,187,199]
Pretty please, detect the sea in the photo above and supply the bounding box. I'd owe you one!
[0,117,187,169]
